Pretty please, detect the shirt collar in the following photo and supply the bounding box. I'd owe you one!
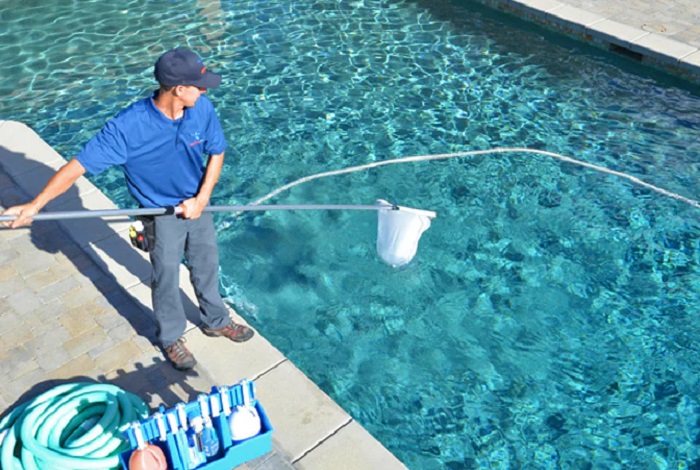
[147,90,185,124]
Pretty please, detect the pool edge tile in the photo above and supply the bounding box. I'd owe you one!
[51,190,131,247]
[629,32,699,62]
[544,5,605,34]
[183,326,288,386]
[510,0,564,17]
[0,121,66,174]
[679,50,700,74]
[85,231,152,289]
[254,360,353,463]
[586,19,651,47]
[295,420,407,470]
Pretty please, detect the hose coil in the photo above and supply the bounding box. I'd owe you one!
[0,382,148,470]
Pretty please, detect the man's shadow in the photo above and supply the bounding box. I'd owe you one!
[0,362,211,424]
[0,145,205,346]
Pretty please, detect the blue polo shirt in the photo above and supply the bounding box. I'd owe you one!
[76,92,227,208]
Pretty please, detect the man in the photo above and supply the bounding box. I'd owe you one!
[2,47,254,370]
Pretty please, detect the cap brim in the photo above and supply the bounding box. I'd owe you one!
[190,71,222,89]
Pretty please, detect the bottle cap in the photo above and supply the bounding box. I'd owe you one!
[189,414,204,432]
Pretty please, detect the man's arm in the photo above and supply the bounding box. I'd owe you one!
[179,152,224,219]
[1,158,87,228]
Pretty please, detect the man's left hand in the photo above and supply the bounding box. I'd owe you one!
[178,197,207,219]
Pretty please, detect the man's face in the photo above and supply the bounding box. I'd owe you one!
[177,85,207,107]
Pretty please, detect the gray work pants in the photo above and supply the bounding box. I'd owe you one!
[148,212,229,347]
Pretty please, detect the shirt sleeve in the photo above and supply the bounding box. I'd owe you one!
[201,97,228,156]
[75,117,128,175]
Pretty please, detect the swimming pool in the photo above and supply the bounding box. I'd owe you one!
[3,0,700,467]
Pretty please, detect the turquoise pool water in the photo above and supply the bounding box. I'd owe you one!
[4,0,700,467]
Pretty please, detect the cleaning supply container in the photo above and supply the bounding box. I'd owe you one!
[119,380,272,470]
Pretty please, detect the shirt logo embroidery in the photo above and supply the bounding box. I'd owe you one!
[189,131,204,147]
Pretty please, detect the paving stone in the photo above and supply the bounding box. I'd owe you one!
[94,307,128,330]
[104,354,172,396]
[132,332,158,352]
[93,339,143,374]
[0,393,9,413]
[0,248,19,265]
[47,353,98,381]
[63,325,110,358]
[48,258,81,283]
[0,172,16,192]
[36,275,80,303]
[0,264,17,285]
[22,302,68,336]
[0,276,25,299]
[4,368,51,405]
[87,336,118,358]
[10,249,57,278]
[29,221,77,253]
[0,225,27,242]
[60,282,102,309]
[0,345,30,374]
[0,308,22,336]
[25,269,61,292]
[1,324,34,350]
[22,314,62,337]
[106,321,137,343]
[5,288,44,317]
[8,357,40,382]
[58,303,101,337]
[66,251,97,271]
[24,326,72,358]
[74,263,114,288]
[36,346,71,372]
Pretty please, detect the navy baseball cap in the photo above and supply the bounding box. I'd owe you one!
[154,47,222,88]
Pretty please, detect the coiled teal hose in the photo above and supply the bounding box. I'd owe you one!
[0,382,149,470]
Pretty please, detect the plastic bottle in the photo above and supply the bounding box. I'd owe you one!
[198,394,221,460]
[186,414,206,467]
[128,422,167,470]
[229,380,261,442]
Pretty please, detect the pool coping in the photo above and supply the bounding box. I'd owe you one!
[0,120,406,470]
[473,0,700,84]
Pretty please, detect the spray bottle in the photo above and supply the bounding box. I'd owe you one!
[177,403,204,468]
[198,394,221,460]
[186,412,206,468]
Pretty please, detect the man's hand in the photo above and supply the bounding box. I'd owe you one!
[2,202,40,229]
[178,197,207,219]
[1,159,86,229]
[178,152,223,220]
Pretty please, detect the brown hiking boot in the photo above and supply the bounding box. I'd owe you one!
[164,337,197,370]
[202,320,255,343]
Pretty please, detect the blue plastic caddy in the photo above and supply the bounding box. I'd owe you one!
[119,381,273,470]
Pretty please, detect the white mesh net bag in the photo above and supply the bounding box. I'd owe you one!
[376,199,436,267]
